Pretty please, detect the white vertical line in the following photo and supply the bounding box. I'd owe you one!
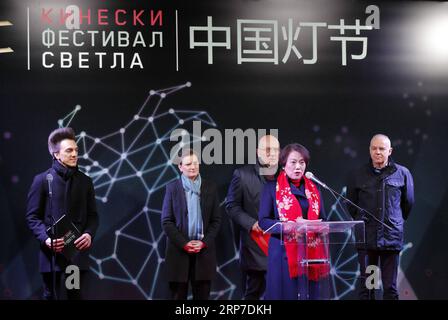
[27,7,30,70]
[175,10,179,71]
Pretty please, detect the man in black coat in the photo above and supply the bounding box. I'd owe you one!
[26,127,99,300]
[346,134,414,300]
[225,134,279,300]
[161,149,221,299]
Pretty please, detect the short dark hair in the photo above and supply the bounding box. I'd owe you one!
[173,148,198,165]
[48,127,76,157]
[279,143,310,168]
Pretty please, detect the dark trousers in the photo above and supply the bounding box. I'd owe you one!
[42,271,85,300]
[169,281,211,300]
[356,249,400,300]
[169,255,211,300]
[241,270,266,300]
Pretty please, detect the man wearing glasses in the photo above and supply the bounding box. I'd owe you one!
[225,134,280,300]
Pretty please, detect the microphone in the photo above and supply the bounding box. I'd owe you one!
[305,172,328,189]
[46,173,53,197]
[305,171,394,231]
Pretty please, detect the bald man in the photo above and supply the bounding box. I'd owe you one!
[225,135,280,300]
[347,134,414,300]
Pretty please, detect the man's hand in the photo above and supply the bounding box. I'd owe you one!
[74,233,92,251]
[251,221,263,233]
[183,240,206,254]
[45,237,65,253]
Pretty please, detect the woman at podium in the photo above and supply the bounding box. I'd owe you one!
[259,143,329,300]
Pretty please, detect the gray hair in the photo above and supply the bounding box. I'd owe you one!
[370,134,392,148]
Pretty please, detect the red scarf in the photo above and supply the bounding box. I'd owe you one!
[275,170,329,280]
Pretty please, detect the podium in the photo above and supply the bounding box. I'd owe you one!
[278,220,365,300]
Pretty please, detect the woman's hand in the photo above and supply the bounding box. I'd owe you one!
[183,240,206,254]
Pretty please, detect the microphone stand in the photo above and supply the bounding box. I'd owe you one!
[50,216,58,300]
[48,177,58,300]
[314,178,393,231]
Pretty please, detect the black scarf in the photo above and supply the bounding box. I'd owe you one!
[52,159,77,181]
[51,160,78,220]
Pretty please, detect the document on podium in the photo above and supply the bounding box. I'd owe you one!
[46,214,81,260]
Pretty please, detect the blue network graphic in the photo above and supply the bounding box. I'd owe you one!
[58,83,243,299]
[57,83,411,300]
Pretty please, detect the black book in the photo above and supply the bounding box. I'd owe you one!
[46,214,81,260]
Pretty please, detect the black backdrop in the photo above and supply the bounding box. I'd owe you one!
[1,0,447,299]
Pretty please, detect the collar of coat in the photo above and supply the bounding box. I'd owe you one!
[366,157,397,179]
[52,159,78,181]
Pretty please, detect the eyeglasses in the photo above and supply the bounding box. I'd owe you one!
[259,148,280,154]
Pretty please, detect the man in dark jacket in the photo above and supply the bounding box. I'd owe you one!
[162,149,221,299]
[26,127,99,300]
[346,134,414,300]
[225,134,279,300]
